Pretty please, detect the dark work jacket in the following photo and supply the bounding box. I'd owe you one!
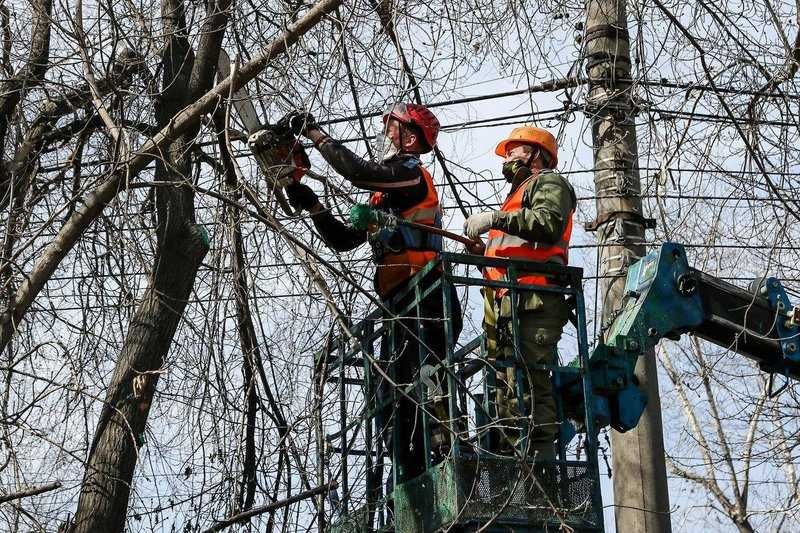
[309,139,428,253]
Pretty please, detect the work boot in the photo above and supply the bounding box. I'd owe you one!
[430,423,450,464]
[529,461,561,509]
[531,442,556,461]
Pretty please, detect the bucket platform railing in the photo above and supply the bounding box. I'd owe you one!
[318,252,605,533]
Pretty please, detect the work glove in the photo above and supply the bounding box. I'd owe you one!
[463,211,495,239]
[285,182,320,211]
[276,111,317,136]
[464,237,485,256]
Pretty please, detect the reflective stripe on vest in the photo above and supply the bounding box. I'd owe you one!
[483,173,573,289]
[399,166,439,224]
[371,165,442,296]
[369,167,440,225]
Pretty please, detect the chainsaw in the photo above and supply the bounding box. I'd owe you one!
[217,50,310,215]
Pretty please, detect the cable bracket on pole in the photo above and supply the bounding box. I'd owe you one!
[583,24,630,43]
[584,210,656,232]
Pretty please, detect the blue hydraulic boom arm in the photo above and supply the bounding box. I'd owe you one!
[561,242,800,433]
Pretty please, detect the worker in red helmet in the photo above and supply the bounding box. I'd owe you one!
[279,104,462,484]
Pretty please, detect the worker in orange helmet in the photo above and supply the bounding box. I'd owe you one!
[279,104,462,484]
[463,126,576,461]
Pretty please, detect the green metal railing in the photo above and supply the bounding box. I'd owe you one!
[319,252,605,532]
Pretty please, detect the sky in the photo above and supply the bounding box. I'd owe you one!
[7,1,799,530]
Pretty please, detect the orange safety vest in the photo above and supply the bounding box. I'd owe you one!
[371,165,443,297]
[483,173,573,293]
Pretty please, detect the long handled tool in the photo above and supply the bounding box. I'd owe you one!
[349,204,480,247]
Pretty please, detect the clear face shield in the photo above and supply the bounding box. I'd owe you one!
[372,130,399,163]
[372,104,411,162]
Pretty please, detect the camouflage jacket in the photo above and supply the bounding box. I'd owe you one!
[485,169,576,315]
[491,169,576,245]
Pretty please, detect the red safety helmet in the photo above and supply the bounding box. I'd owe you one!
[382,103,439,153]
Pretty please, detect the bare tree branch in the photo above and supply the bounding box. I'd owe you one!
[0,482,61,504]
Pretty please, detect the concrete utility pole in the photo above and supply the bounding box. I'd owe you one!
[582,1,672,531]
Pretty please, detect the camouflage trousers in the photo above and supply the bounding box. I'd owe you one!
[482,287,568,459]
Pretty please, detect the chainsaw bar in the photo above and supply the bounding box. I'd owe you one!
[217,50,264,136]
[217,50,307,216]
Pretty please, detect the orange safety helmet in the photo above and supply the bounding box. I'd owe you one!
[494,126,558,168]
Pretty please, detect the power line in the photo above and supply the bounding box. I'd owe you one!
[35,74,800,174]
[649,107,799,128]
[311,77,800,128]
[32,237,800,287]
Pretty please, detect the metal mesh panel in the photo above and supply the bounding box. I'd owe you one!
[393,460,458,532]
[393,456,601,532]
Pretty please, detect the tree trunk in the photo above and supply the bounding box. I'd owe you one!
[68,225,208,532]
[0,0,52,302]
[69,2,210,529]
[0,0,343,355]
[0,0,52,153]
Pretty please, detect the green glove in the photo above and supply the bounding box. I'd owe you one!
[349,204,379,231]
